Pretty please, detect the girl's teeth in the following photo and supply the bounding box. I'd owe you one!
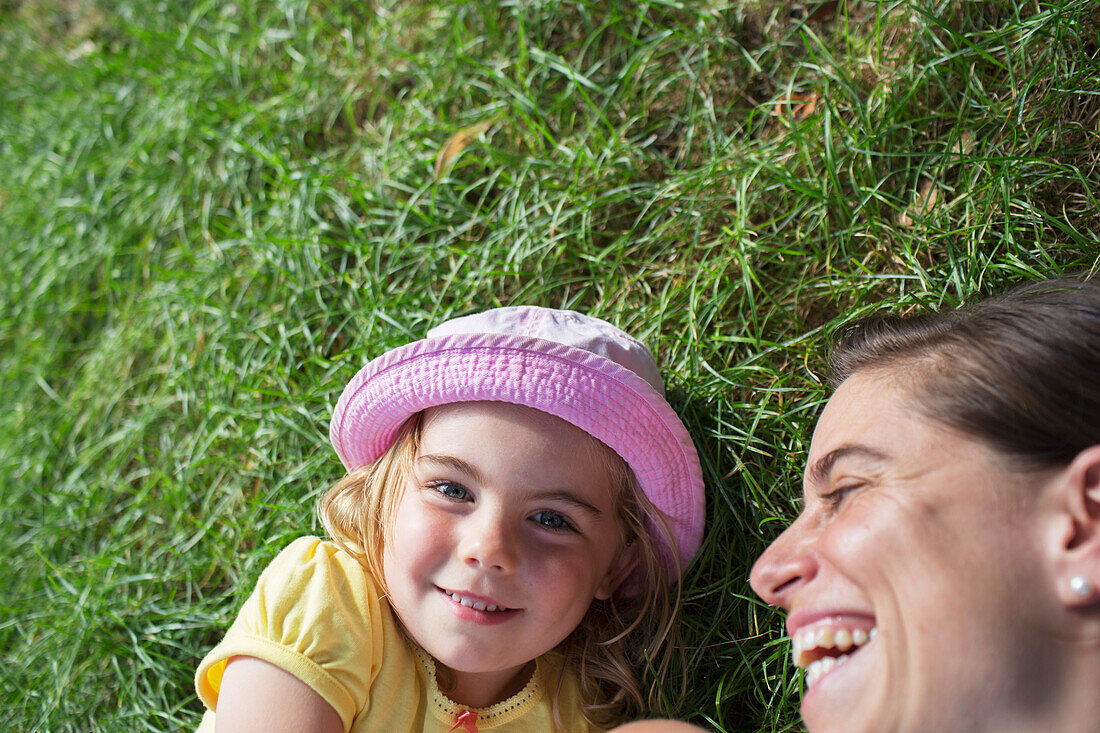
[834,628,853,651]
[852,628,869,645]
[448,591,501,612]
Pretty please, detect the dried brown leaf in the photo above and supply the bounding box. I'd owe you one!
[807,1,839,22]
[772,91,820,120]
[944,129,977,166]
[896,178,939,227]
[434,119,494,179]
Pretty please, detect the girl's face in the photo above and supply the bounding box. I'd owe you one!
[382,401,632,707]
[749,371,1064,733]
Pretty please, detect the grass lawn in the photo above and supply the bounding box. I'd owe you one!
[1,0,1097,730]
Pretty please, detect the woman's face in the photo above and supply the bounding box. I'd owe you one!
[750,371,1064,733]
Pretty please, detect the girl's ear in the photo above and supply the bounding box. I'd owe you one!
[594,544,639,600]
[1047,445,1100,607]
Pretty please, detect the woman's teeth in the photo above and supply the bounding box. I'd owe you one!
[805,655,842,687]
[445,590,506,612]
[792,624,877,687]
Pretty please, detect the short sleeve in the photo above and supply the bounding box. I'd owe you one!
[195,537,384,731]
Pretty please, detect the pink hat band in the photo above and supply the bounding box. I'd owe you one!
[329,307,705,579]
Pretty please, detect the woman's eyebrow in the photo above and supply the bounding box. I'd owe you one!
[806,444,890,487]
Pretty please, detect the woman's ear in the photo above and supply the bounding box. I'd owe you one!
[595,544,640,600]
[1049,445,1100,607]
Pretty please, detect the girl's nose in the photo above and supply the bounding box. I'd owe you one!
[459,513,519,574]
[749,515,818,608]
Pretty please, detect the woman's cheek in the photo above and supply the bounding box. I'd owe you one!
[820,500,891,570]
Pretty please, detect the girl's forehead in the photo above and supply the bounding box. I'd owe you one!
[420,402,610,460]
[422,400,577,430]
[419,401,616,480]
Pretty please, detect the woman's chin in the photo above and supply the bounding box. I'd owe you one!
[800,636,881,733]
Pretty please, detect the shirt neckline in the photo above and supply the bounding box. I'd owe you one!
[413,647,545,727]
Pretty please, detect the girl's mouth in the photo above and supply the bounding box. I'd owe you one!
[438,587,517,613]
[791,621,877,687]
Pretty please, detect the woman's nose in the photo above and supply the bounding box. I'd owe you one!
[459,512,519,574]
[749,515,818,608]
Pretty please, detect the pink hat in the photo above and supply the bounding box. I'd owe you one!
[329,306,705,579]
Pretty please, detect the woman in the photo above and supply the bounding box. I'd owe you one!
[750,275,1100,732]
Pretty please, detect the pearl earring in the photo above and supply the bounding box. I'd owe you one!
[1070,575,1093,598]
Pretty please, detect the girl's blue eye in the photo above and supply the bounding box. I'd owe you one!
[432,482,469,501]
[532,511,572,531]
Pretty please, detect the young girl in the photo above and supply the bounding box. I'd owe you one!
[194,305,705,732]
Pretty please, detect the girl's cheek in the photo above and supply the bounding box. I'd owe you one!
[394,496,448,546]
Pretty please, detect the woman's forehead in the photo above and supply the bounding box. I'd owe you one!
[812,374,907,444]
[805,373,936,482]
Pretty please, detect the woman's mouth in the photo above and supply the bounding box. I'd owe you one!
[791,621,877,687]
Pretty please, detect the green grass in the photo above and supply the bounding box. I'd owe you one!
[1,0,1097,730]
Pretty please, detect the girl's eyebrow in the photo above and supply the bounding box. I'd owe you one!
[525,490,603,519]
[417,454,484,483]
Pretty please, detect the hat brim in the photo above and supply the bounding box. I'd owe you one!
[330,332,704,579]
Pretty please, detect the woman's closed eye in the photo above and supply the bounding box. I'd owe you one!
[820,481,866,511]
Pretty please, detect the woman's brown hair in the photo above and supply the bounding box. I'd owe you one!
[828,275,1100,469]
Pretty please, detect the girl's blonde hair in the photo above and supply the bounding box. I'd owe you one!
[318,410,684,728]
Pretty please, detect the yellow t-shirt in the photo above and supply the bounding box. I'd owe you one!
[195,536,602,732]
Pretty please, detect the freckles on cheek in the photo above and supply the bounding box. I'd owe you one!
[555,549,611,599]
[392,497,447,549]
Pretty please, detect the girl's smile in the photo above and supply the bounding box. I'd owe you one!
[382,400,635,708]
[437,587,520,624]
